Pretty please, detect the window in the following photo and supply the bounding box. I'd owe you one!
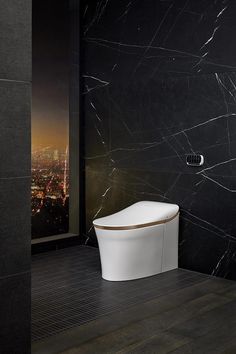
[32,0,70,239]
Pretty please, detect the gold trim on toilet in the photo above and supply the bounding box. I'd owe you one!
[93,212,179,231]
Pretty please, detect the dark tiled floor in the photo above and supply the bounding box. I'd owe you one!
[32,246,203,341]
[32,246,236,354]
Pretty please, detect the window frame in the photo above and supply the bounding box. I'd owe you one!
[31,0,81,246]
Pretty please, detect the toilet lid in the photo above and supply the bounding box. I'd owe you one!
[93,201,179,229]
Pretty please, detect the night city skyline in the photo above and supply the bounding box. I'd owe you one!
[32,0,69,238]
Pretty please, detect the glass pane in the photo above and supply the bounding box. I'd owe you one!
[32,1,69,239]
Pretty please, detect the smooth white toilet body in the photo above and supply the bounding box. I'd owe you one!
[93,201,179,281]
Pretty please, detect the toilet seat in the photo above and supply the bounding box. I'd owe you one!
[93,201,179,230]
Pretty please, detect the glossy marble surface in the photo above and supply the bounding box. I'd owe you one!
[80,0,236,280]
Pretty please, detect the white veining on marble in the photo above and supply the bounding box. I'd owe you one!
[201,174,236,193]
[216,5,228,19]
[85,37,236,70]
[211,244,230,276]
[197,158,236,175]
[84,0,109,35]
[83,74,110,94]
[200,26,220,50]
[132,2,173,73]
[183,210,235,241]
[86,113,236,160]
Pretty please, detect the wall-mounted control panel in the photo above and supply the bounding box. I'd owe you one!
[186,154,204,166]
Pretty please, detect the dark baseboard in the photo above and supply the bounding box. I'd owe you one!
[31,235,81,254]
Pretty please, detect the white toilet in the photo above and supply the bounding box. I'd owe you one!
[93,201,179,281]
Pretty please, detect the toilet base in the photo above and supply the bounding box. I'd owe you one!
[95,216,179,282]
[101,265,178,282]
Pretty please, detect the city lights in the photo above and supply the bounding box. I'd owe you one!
[31,146,69,238]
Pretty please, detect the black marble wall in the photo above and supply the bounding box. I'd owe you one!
[81,0,236,280]
[0,1,31,353]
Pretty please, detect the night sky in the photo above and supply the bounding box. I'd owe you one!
[32,0,69,151]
